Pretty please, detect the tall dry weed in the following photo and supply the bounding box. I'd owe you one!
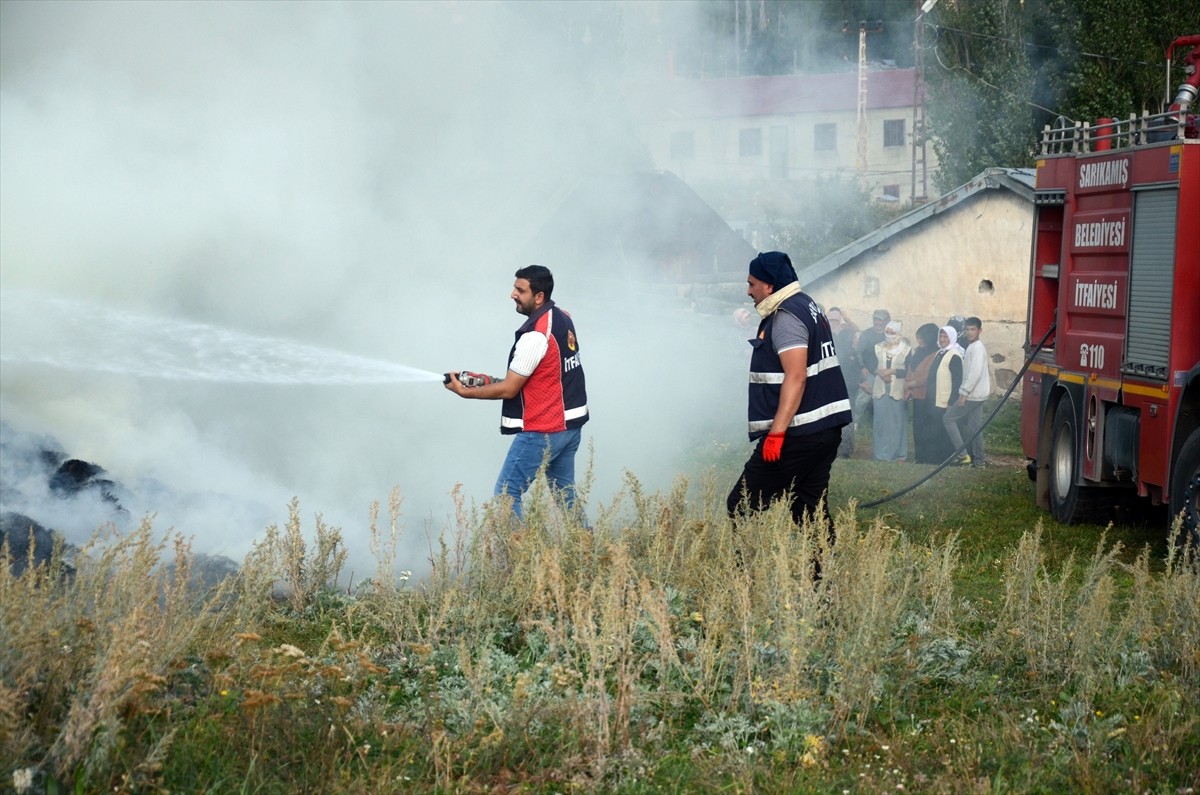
[9,471,1170,791]
[1153,524,1200,684]
[243,497,348,614]
[823,516,922,726]
[2,520,234,780]
[993,526,1200,695]
[995,526,1074,674]
[368,486,404,593]
[1067,538,1123,690]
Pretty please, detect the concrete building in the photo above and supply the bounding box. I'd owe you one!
[796,168,1037,394]
[628,68,939,205]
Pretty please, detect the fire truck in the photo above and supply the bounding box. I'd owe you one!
[1022,34,1200,545]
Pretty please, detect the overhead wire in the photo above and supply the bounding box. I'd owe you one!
[928,31,1068,119]
[924,21,1164,69]
[921,17,1182,120]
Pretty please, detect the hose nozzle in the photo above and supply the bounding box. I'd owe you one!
[444,371,494,388]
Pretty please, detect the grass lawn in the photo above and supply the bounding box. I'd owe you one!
[836,397,1168,581]
[704,395,1173,592]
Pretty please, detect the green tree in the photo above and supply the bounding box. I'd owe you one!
[923,0,1200,189]
[1029,0,1200,123]
[924,0,1039,190]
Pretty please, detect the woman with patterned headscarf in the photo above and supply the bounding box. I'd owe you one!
[871,320,911,461]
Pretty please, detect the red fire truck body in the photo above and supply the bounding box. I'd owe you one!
[1022,36,1200,539]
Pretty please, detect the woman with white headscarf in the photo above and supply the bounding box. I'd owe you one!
[871,320,912,461]
[925,326,964,464]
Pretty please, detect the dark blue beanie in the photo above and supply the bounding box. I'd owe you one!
[748,251,798,289]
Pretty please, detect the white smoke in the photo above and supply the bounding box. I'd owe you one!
[0,1,745,576]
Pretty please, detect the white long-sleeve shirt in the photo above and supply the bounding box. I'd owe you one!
[960,340,991,401]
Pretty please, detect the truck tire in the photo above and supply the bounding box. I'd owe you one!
[1170,429,1200,549]
[1049,398,1102,524]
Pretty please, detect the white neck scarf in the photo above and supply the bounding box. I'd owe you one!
[755,281,802,318]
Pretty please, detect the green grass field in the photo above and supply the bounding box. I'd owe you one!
[4,398,1198,794]
[831,399,1171,600]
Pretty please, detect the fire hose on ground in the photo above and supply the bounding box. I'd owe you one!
[859,322,1057,510]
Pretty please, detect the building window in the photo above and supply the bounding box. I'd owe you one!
[670,131,695,160]
[884,119,905,147]
[882,184,900,200]
[739,128,763,157]
[814,123,836,151]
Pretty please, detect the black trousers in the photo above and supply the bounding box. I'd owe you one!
[912,397,944,464]
[726,426,842,539]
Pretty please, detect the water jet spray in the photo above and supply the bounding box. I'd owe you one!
[0,291,443,385]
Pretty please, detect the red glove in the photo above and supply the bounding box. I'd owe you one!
[762,433,785,462]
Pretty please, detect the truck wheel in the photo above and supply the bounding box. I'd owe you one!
[1049,398,1101,523]
[1170,429,1200,550]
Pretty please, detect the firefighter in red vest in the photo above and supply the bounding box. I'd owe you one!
[444,265,589,519]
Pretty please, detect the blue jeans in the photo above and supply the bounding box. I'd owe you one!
[494,428,582,518]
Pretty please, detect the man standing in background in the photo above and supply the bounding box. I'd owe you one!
[856,308,891,417]
[943,316,989,467]
[727,252,852,540]
[444,265,589,517]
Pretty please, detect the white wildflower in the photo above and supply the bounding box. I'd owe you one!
[12,768,34,794]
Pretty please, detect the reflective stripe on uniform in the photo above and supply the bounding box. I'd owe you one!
[503,405,587,429]
[749,355,843,384]
[807,356,842,377]
[748,398,853,433]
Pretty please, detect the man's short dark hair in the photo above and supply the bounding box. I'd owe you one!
[965,316,982,329]
[515,265,554,301]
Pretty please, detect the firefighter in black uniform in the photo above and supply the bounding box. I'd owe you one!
[727,252,853,547]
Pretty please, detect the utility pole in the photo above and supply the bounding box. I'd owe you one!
[845,20,884,179]
[912,0,938,204]
[734,0,740,75]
